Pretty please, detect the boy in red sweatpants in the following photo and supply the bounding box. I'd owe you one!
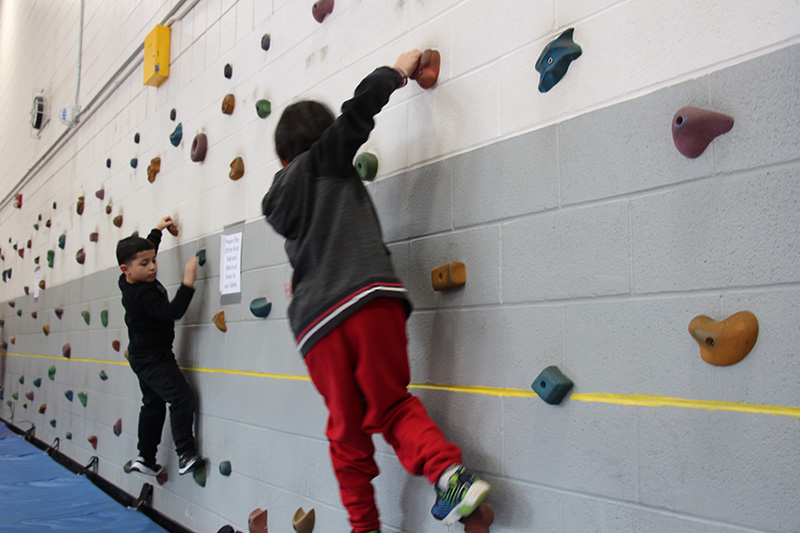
[261,50,491,532]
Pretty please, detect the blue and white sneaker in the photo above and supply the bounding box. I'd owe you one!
[431,466,491,525]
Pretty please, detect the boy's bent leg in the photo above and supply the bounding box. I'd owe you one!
[306,331,381,533]
[136,376,166,461]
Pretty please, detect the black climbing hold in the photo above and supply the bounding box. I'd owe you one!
[134,132,140,144]
[106,158,111,168]
[261,34,271,51]
[170,108,176,121]
[224,63,232,79]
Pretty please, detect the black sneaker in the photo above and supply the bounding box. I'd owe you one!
[130,456,164,476]
[178,451,203,475]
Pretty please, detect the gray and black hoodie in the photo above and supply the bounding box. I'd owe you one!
[262,66,412,356]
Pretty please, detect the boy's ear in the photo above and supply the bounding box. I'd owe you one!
[119,264,130,275]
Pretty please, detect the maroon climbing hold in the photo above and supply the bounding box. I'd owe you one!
[312,0,334,22]
[112,339,121,351]
[62,343,71,358]
[31,310,38,318]
[410,49,441,90]
[191,133,208,162]
[89,232,99,242]
[25,390,34,401]
[55,307,64,319]
[113,418,122,436]
[672,106,734,159]
[14,193,23,208]
[95,189,105,200]
[460,503,494,533]
[76,249,86,264]
[87,435,98,449]
[168,224,179,237]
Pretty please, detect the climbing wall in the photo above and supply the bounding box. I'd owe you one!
[1,1,800,532]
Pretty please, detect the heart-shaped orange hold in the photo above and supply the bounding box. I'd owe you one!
[688,311,758,366]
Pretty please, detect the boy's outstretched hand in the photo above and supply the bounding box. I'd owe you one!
[183,257,199,288]
[155,216,174,231]
[394,49,422,80]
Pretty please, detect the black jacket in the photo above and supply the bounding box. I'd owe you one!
[119,229,194,356]
[262,66,411,356]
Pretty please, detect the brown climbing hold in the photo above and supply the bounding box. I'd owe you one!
[460,503,494,533]
[221,94,236,115]
[76,248,86,264]
[312,0,334,23]
[87,435,98,450]
[106,204,112,215]
[292,508,315,533]
[95,189,105,200]
[77,196,85,215]
[38,403,47,414]
[229,157,244,181]
[113,215,123,228]
[191,133,208,162]
[112,339,121,351]
[10,337,15,344]
[431,261,466,291]
[90,232,99,242]
[213,311,227,332]
[672,107,734,159]
[248,508,268,533]
[46,219,51,228]
[147,157,161,183]
[113,418,122,436]
[38,280,45,290]
[167,224,179,237]
[43,324,50,336]
[410,49,441,89]
[124,350,130,360]
[55,307,64,319]
[18,248,24,259]
[62,343,71,358]
[689,311,758,366]
[157,470,169,485]
[31,311,37,318]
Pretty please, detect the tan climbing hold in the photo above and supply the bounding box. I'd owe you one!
[77,196,85,215]
[113,215,123,228]
[292,508,315,533]
[39,280,46,290]
[124,350,129,360]
[38,403,47,414]
[689,311,759,367]
[10,337,15,344]
[87,435,98,450]
[229,156,245,181]
[431,261,466,291]
[147,157,161,183]
[213,311,227,332]
[222,94,236,114]
[248,508,268,533]
[43,324,50,336]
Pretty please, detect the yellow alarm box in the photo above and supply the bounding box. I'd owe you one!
[143,24,170,87]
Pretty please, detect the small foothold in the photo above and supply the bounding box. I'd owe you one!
[535,28,582,93]
[78,391,88,407]
[229,157,245,181]
[292,507,315,533]
[77,196,85,215]
[87,435,98,449]
[196,249,206,266]
[10,336,16,343]
[157,469,169,485]
[18,248,24,259]
[33,223,39,231]
[47,250,54,268]
[22,403,27,409]
[81,310,90,325]
[19,376,24,384]
[213,311,227,332]
[170,108,176,121]
[106,158,112,168]
[65,432,72,440]
[14,193,23,208]
[62,343,71,359]
[25,390,34,401]
[134,132,140,144]
[689,311,758,366]
[531,365,574,405]
[39,280,45,290]
[410,49,441,89]
[112,340,121,351]
[95,189,105,200]
[15,310,21,317]
[76,249,86,264]
[27,239,32,249]
[192,462,207,487]
[249,297,272,318]
[12,391,19,400]
[24,286,30,295]
[130,158,138,169]
[101,309,108,327]
[249,508,268,533]
[460,503,494,533]
[431,261,466,291]
[43,324,50,336]
[58,234,66,249]
[113,215,123,227]
[672,106,734,158]
[106,204,112,214]
[191,133,208,162]
[124,350,129,360]
[124,460,133,473]
[46,219,51,228]
[99,370,108,381]
[33,378,41,388]
[48,365,56,380]
[38,403,46,414]
[312,0,334,22]
[167,224,179,237]
[8,301,15,308]
[89,232,99,242]
[261,33,271,51]
[50,419,56,428]
[224,63,233,79]
[255,99,272,119]
[221,94,236,115]
[147,157,161,183]
[65,390,73,401]
[354,152,379,181]
[55,307,64,319]
[52,201,57,209]
[170,123,183,147]
[219,460,232,476]
[113,418,122,436]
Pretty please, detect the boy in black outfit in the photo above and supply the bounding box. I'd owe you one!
[262,50,490,532]
[116,216,202,476]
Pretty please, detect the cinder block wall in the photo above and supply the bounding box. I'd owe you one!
[1,1,799,532]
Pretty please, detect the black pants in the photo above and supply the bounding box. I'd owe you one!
[129,352,196,460]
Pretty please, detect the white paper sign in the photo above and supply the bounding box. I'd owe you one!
[220,232,242,295]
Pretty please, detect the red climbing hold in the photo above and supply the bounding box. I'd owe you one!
[312,0,333,22]
[87,435,98,450]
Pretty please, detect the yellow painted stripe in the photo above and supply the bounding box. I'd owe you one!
[182,366,311,382]
[571,392,800,419]
[409,382,536,398]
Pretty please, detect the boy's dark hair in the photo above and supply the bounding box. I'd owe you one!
[116,236,155,265]
[275,100,335,163]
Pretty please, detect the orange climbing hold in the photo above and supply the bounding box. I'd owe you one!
[689,311,759,367]
[431,261,466,291]
[221,94,236,115]
[213,311,227,332]
[147,157,161,183]
[113,215,123,228]
[410,49,441,89]
[249,508,268,533]
[87,435,98,450]
[229,157,245,181]
[43,324,50,336]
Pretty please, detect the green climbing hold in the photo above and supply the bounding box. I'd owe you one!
[78,391,88,407]
[192,462,207,487]
[256,99,272,118]
[48,365,56,380]
[219,460,232,476]
[101,310,108,328]
[33,378,42,388]
[81,310,90,325]
[249,297,272,318]
[6,400,12,408]
[58,234,66,250]
[124,460,133,473]
[12,391,19,400]
[65,390,73,401]
[65,432,72,440]
[47,250,54,268]
[50,419,56,428]
[99,370,108,381]
[354,152,379,181]
[33,223,39,231]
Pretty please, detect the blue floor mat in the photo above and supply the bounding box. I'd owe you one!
[0,422,167,532]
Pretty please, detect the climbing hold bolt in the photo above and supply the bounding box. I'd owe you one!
[222,94,236,115]
[213,311,227,332]
[249,297,272,318]
[535,28,582,93]
[191,133,208,162]
[293,508,315,533]
[431,261,466,291]
[689,311,758,366]
[354,152,379,181]
[672,106,734,159]
[170,123,183,146]
[229,157,245,181]
[256,99,271,119]
[531,365,574,405]
[410,49,441,89]
[312,0,334,22]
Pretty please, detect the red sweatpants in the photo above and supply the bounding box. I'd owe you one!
[305,298,462,533]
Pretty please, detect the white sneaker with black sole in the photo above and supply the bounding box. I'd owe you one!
[130,456,164,477]
[178,451,203,475]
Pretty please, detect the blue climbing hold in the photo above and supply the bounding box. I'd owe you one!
[170,123,183,147]
[535,28,582,93]
[249,297,272,318]
[531,365,574,405]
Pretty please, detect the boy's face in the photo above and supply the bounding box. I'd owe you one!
[120,249,157,283]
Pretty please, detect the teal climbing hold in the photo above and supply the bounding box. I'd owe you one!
[130,158,138,169]
[65,390,73,401]
[50,419,56,428]
[99,370,108,381]
[531,365,574,405]
[170,123,183,147]
[249,297,272,318]
[33,378,42,388]
[535,28,582,93]
[18,376,24,385]
[81,310,90,325]
[65,432,72,440]
[354,152,379,181]
[77,391,88,407]
[219,460,232,476]
[255,99,272,119]
[196,249,206,266]
[58,234,66,249]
